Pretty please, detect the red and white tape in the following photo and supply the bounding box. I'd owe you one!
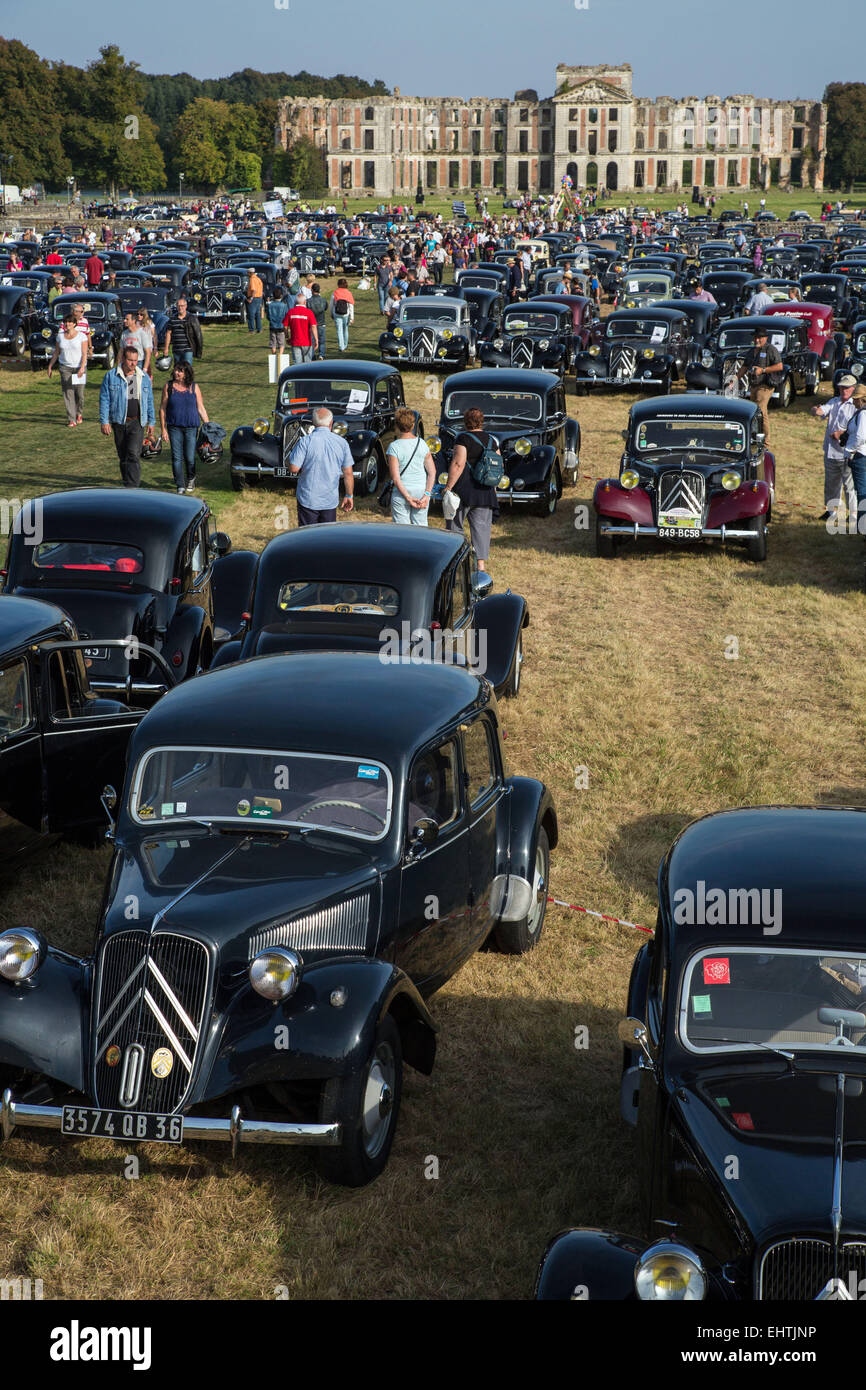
[547,895,653,936]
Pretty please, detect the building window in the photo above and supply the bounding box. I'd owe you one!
[588,131,597,156]
[341,135,351,151]
[728,106,740,121]
[520,108,529,122]
[727,158,739,187]
[494,107,505,124]
[449,161,460,188]
[608,130,617,153]
[541,129,551,153]
[540,160,553,191]
[609,108,618,122]
[567,160,578,184]
[681,158,693,185]
[340,161,352,190]
[569,108,578,121]
[792,127,804,150]
[541,108,551,123]
[682,106,695,121]
[519,130,529,153]
[634,159,644,188]
[494,130,504,153]
[752,116,762,150]
[682,128,693,150]
[658,132,668,151]
[704,158,715,186]
[794,106,806,124]
[790,156,803,183]
[707,128,716,148]
[729,126,739,147]
[586,161,598,187]
[427,160,437,189]
[658,106,669,122]
[656,159,667,188]
[517,160,529,191]
[451,131,459,151]
[636,106,647,126]
[588,107,598,123]
[312,109,322,125]
[707,106,718,123]
[473,110,481,125]
[364,106,374,121]
[363,161,375,189]
[471,160,481,187]
[568,130,578,153]
[471,130,481,154]
[492,158,504,187]
[364,129,374,150]
[635,131,645,151]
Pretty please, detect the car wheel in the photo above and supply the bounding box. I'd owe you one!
[746,513,768,563]
[777,375,793,409]
[363,452,380,495]
[594,511,616,558]
[821,342,836,382]
[13,328,26,359]
[230,468,247,492]
[105,343,116,370]
[493,828,550,954]
[504,632,523,698]
[656,369,672,394]
[575,381,588,396]
[536,466,560,517]
[316,1014,402,1187]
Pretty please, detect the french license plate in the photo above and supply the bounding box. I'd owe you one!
[61,1105,183,1143]
[659,525,701,540]
[83,647,109,661]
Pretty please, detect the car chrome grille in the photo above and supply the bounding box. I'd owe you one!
[658,469,706,517]
[722,355,748,393]
[609,344,637,381]
[249,891,371,958]
[509,337,534,368]
[411,327,436,359]
[93,930,211,1115]
[759,1240,866,1300]
[206,292,222,314]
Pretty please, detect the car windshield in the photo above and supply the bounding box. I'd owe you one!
[278,379,371,413]
[276,579,399,615]
[398,305,460,323]
[856,333,866,354]
[635,417,747,453]
[131,745,392,840]
[802,281,838,300]
[607,318,669,341]
[623,276,673,294]
[443,390,542,423]
[203,274,242,287]
[504,311,559,332]
[681,947,866,1054]
[719,327,787,351]
[51,300,106,321]
[32,540,144,576]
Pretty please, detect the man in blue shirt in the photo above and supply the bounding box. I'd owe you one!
[289,408,355,525]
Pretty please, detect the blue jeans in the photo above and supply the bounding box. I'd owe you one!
[173,350,193,366]
[314,321,326,358]
[334,315,349,351]
[168,425,198,488]
[849,453,866,528]
[246,297,262,332]
[377,284,389,313]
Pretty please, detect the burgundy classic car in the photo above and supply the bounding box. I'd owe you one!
[764,300,844,381]
[531,293,604,355]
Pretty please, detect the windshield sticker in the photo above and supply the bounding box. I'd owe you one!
[358,764,380,779]
[628,280,639,292]
[692,994,712,1014]
[715,1095,730,1108]
[140,804,154,819]
[703,958,731,985]
[237,799,251,816]
[160,803,174,817]
[345,388,367,413]
[732,1112,755,1132]
[176,801,187,814]
[251,805,274,818]
[650,326,666,343]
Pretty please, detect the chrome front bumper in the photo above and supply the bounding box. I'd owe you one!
[599,521,760,540]
[1,1089,341,1154]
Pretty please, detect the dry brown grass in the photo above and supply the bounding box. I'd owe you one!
[2,276,865,1299]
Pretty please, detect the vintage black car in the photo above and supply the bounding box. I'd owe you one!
[593,394,774,562]
[655,297,719,350]
[230,360,420,496]
[291,241,337,277]
[685,315,820,406]
[455,268,509,295]
[838,319,866,383]
[534,266,590,297]
[575,307,694,395]
[0,595,154,849]
[0,286,40,358]
[380,295,472,371]
[0,651,556,1186]
[531,294,604,357]
[1,269,55,309]
[211,524,527,698]
[186,269,242,321]
[699,271,754,318]
[478,300,575,373]
[115,285,173,328]
[427,368,579,512]
[2,490,248,703]
[536,806,866,1301]
[138,262,198,299]
[28,291,124,371]
[341,237,389,273]
[225,258,279,301]
[800,274,859,331]
[616,267,680,310]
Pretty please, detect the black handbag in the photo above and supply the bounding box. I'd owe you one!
[377,437,422,512]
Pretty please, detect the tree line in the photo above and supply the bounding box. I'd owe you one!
[0,39,387,195]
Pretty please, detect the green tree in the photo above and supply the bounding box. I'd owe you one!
[0,39,69,187]
[57,45,165,193]
[282,136,326,195]
[824,83,866,191]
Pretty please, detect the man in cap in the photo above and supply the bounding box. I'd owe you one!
[744,327,782,444]
[842,382,866,531]
[814,375,858,522]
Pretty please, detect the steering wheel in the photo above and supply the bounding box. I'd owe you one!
[297,799,386,827]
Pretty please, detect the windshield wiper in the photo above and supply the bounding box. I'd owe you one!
[699,1036,797,1070]
[184,817,302,839]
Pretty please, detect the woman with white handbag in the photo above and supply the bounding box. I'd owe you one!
[47,311,87,427]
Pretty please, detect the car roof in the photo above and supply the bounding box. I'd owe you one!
[442,367,559,393]
[724,314,802,331]
[128,651,489,768]
[53,291,119,303]
[504,299,570,313]
[402,295,466,309]
[607,306,687,322]
[661,807,866,952]
[31,488,205,539]
[276,358,397,386]
[766,301,831,315]
[0,594,72,650]
[630,393,757,424]
[256,521,465,595]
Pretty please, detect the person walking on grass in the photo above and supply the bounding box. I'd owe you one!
[330,278,354,352]
[443,406,500,574]
[160,361,209,494]
[47,311,87,427]
[99,344,156,488]
[308,282,328,360]
[245,268,264,334]
[266,286,291,356]
[289,406,354,526]
[388,409,436,526]
[813,373,858,524]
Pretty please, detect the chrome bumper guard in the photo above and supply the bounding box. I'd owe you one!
[495,490,546,504]
[1,1090,341,1153]
[599,521,759,540]
[91,680,167,697]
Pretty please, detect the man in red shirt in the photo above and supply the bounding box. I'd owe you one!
[85,249,104,288]
[286,299,318,363]
[45,249,63,266]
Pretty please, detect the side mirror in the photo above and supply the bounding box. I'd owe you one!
[618,1016,655,1066]
[471,571,494,600]
[101,784,117,839]
[621,429,628,441]
[408,816,439,859]
[755,431,766,447]
[209,531,231,558]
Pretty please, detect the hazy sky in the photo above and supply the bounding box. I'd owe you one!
[4,0,864,100]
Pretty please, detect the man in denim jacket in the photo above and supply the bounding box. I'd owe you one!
[99,344,156,487]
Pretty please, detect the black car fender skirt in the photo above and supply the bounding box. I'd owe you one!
[197,959,438,1104]
[535,1229,643,1300]
[229,427,281,466]
[163,603,209,678]
[564,418,581,454]
[0,948,90,1093]
[473,591,528,694]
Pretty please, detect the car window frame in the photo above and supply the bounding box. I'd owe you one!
[460,714,501,810]
[0,654,34,739]
[404,734,464,845]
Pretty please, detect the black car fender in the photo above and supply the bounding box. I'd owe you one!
[347,429,379,463]
[163,603,210,678]
[212,550,258,645]
[564,418,581,455]
[502,774,558,884]
[523,442,557,486]
[0,948,91,1093]
[196,958,437,1104]
[209,637,244,670]
[474,592,529,694]
[535,1229,643,1300]
[685,364,723,391]
[229,425,281,467]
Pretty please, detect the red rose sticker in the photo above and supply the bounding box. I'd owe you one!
[703,957,731,985]
[732,1112,755,1131]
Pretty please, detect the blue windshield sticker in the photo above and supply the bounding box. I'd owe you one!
[357,764,380,779]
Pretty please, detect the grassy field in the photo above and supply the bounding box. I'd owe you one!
[1,270,866,1301]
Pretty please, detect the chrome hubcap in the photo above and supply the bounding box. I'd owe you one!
[527,844,547,935]
[361,1042,396,1157]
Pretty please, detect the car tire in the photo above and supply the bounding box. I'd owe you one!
[535,465,560,517]
[315,1014,403,1187]
[746,513,768,563]
[504,632,523,698]
[363,452,380,496]
[13,328,26,359]
[230,468,247,492]
[492,828,550,954]
[777,375,793,409]
[657,369,672,395]
[594,511,617,558]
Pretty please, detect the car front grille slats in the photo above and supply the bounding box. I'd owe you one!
[510,338,534,369]
[411,328,436,358]
[249,891,371,959]
[759,1240,866,1299]
[609,344,637,380]
[93,930,211,1115]
[658,469,706,517]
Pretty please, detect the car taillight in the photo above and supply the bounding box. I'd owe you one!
[171,650,184,667]
[241,611,251,624]
[169,578,181,594]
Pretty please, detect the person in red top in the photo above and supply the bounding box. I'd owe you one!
[286,299,318,364]
[45,249,63,266]
[84,250,104,288]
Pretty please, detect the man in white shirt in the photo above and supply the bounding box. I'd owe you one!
[813,374,858,522]
[843,382,866,531]
[745,283,774,315]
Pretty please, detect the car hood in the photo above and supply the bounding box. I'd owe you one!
[14,584,159,644]
[632,450,745,473]
[674,1064,866,1241]
[105,831,382,963]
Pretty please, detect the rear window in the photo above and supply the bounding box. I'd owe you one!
[277,580,399,616]
[33,541,144,575]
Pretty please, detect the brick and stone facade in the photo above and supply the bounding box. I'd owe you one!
[275,64,827,196]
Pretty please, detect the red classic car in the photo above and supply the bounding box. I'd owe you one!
[764,300,844,381]
[530,293,604,355]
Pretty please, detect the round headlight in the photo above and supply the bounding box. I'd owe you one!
[635,1241,707,1301]
[642,348,655,359]
[225,291,234,300]
[625,299,635,308]
[426,436,441,454]
[194,292,202,300]
[438,471,449,485]
[497,475,511,489]
[332,420,347,436]
[250,947,301,1002]
[513,438,531,456]
[513,478,525,490]
[441,328,453,340]
[493,337,504,349]
[393,327,404,338]
[437,348,447,357]
[42,328,52,339]
[620,469,640,490]
[701,351,713,367]
[588,344,601,356]
[722,469,742,491]
[252,417,270,436]
[853,362,864,376]
[0,929,45,984]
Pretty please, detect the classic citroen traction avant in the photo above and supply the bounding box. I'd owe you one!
[537,807,866,1301]
[0,652,557,1186]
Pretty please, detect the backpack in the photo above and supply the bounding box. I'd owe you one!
[466,433,503,488]
[334,296,348,315]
